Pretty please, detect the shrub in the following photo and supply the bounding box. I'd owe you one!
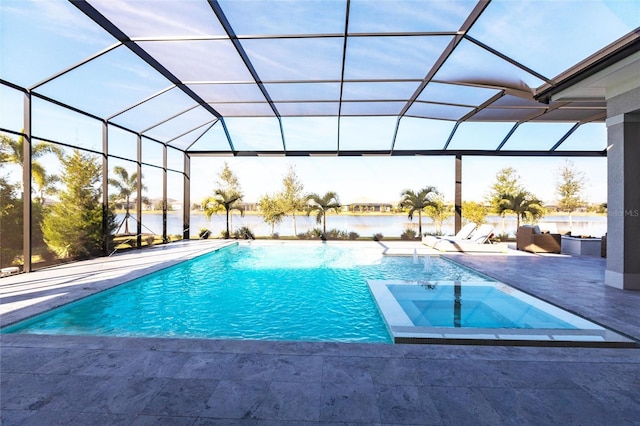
[271,232,279,239]
[348,232,359,240]
[199,228,211,239]
[400,227,418,240]
[297,232,310,240]
[233,226,255,240]
[373,233,383,241]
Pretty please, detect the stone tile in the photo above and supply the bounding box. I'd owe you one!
[82,376,168,414]
[71,412,135,425]
[221,353,278,382]
[583,388,640,424]
[321,355,376,385]
[483,387,629,426]
[258,381,321,422]
[368,357,433,386]
[319,381,380,423]
[271,354,323,383]
[34,348,104,375]
[140,378,219,417]
[374,384,442,424]
[175,352,237,380]
[195,419,259,426]
[417,359,514,388]
[428,386,504,425]
[201,379,271,420]
[0,372,103,412]
[494,360,581,389]
[569,362,640,391]
[132,414,198,425]
[0,346,68,373]
[0,408,79,426]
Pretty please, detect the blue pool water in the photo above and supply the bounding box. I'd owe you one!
[388,284,578,329]
[5,243,488,343]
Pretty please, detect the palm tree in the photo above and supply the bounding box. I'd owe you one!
[400,186,438,237]
[0,133,61,196]
[33,171,59,205]
[204,189,244,239]
[497,191,544,229]
[305,191,340,235]
[108,166,146,235]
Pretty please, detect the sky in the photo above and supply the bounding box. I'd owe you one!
[0,0,627,208]
[189,155,607,206]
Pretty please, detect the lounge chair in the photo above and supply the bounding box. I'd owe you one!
[433,224,506,253]
[422,222,476,248]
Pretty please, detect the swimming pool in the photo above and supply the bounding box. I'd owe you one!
[4,242,633,347]
[4,242,485,343]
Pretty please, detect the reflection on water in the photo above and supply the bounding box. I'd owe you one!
[121,213,607,238]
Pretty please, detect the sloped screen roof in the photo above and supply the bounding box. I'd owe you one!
[1,0,639,156]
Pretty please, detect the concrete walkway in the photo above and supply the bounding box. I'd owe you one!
[1,240,639,425]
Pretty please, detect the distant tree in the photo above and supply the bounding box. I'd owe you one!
[42,149,116,258]
[258,193,286,236]
[497,191,545,229]
[487,167,525,233]
[424,194,453,235]
[204,189,244,239]
[487,167,524,208]
[462,201,489,226]
[555,159,586,232]
[216,161,241,193]
[108,166,146,235]
[212,162,243,232]
[400,186,438,237]
[306,191,340,235]
[280,165,306,235]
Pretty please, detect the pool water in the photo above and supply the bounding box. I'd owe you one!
[5,243,486,343]
[388,284,578,329]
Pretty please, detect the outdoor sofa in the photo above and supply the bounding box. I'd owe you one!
[516,225,561,253]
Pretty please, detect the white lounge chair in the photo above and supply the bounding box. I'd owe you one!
[422,222,476,248]
[433,224,505,252]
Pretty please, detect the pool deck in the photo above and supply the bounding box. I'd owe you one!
[1,240,639,425]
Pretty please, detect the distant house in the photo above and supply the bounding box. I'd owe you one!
[347,202,393,213]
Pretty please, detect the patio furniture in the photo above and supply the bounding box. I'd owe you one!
[422,222,476,248]
[433,224,506,253]
[516,225,561,254]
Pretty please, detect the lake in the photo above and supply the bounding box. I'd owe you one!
[119,212,608,239]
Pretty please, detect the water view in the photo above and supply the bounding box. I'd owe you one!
[126,212,608,239]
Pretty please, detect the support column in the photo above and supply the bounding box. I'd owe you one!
[605,111,640,290]
[22,92,32,273]
[102,121,109,255]
[183,153,190,240]
[136,134,142,248]
[162,145,168,243]
[454,154,462,234]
